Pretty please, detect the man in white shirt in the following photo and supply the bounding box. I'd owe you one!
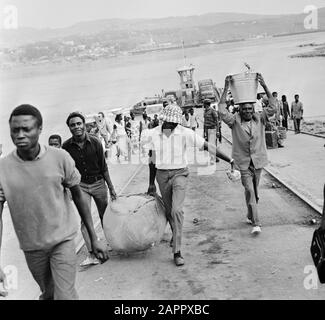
[182,110,191,128]
[189,108,199,131]
[255,94,264,113]
[141,104,233,266]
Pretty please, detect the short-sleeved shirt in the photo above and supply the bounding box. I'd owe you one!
[0,145,80,251]
[189,114,198,128]
[291,101,303,119]
[96,118,111,136]
[182,115,191,128]
[114,121,127,137]
[62,133,108,183]
[141,125,205,170]
[254,99,264,113]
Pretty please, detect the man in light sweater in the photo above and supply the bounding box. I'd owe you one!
[0,104,109,300]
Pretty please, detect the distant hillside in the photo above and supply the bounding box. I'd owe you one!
[0,8,324,48]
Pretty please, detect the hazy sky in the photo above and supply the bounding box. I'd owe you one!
[1,0,324,28]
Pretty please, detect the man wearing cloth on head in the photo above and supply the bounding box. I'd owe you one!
[218,74,276,235]
[62,112,117,267]
[141,104,234,266]
[0,105,109,300]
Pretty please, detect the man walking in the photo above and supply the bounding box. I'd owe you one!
[291,94,303,133]
[189,108,199,131]
[62,111,117,267]
[94,111,112,148]
[272,92,281,126]
[280,95,290,130]
[142,104,233,266]
[0,104,109,300]
[218,74,276,235]
[203,99,220,163]
[255,94,264,113]
[182,110,191,128]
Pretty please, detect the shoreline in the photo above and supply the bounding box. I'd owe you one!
[2,31,325,73]
[288,118,325,137]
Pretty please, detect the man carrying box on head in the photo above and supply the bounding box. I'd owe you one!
[218,73,276,235]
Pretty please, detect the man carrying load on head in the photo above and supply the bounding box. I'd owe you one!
[141,104,234,266]
[218,73,276,235]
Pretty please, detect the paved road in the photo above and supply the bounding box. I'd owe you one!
[2,123,324,300]
[221,124,325,213]
[75,139,325,299]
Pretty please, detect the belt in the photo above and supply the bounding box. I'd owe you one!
[81,175,103,184]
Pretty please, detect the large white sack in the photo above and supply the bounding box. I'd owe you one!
[103,193,167,252]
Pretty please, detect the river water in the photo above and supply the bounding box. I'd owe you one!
[1,31,325,154]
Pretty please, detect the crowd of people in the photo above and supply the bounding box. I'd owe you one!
[85,107,179,162]
[226,92,304,131]
[0,72,319,300]
[225,91,304,148]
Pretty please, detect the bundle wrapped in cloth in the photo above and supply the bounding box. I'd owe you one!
[103,193,167,253]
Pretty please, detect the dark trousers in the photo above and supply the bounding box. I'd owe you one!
[293,118,301,133]
[80,179,108,252]
[282,117,288,130]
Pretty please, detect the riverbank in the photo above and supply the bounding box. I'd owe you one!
[288,118,325,137]
[1,30,325,156]
[290,43,325,58]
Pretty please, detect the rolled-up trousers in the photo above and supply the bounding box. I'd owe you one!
[156,167,189,254]
[80,179,108,252]
[240,161,262,227]
[293,118,301,133]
